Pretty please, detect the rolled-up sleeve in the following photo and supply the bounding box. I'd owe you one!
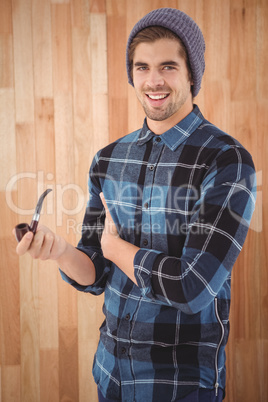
[60,152,110,295]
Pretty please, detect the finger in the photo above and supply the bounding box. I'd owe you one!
[100,193,112,220]
[28,230,46,259]
[37,232,55,260]
[15,231,34,256]
[99,192,107,210]
[28,226,56,259]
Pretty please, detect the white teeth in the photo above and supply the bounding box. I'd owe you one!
[147,94,168,100]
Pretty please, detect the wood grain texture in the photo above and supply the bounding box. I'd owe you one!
[0,0,267,401]
[12,0,35,123]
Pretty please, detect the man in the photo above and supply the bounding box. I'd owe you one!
[15,8,256,402]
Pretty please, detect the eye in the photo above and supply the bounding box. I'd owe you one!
[137,66,148,71]
[163,65,175,70]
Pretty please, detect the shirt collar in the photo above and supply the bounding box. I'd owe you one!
[137,105,204,151]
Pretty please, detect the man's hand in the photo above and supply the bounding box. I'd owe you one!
[13,223,96,285]
[100,193,119,237]
[13,224,67,261]
[100,192,119,256]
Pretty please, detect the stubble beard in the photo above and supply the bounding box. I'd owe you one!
[136,87,190,122]
[142,101,179,121]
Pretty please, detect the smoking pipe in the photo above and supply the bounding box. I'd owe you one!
[15,189,52,242]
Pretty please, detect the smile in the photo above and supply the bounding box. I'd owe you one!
[146,93,169,100]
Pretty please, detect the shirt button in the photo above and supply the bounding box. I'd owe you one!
[143,239,148,247]
[125,313,130,321]
[121,347,126,354]
[155,136,161,143]
[148,165,154,171]
[144,202,149,209]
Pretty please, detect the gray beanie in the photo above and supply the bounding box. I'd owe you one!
[126,8,205,97]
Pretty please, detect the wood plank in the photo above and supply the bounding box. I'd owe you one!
[59,326,79,402]
[12,0,35,123]
[257,101,268,341]
[51,0,70,4]
[15,123,36,212]
[230,0,257,101]
[0,34,14,88]
[231,340,263,401]
[71,0,91,28]
[51,5,76,233]
[34,98,56,180]
[90,0,106,13]
[106,0,128,142]
[204,80,231,134]
[231,232,261,340]
[201,0,230,81]
[38,261,59,350]
[58,274,78,327]
[0,236,21,365]
[230,100,258,158]
[51,4,73,94]
[1,365,21,402]
[32,102,57,353]
[0,89,16,191]
[177,0,205,22]
[0,0,13,34]
[20,255,40,402]
[71,26,93,192]
[257,0,268,100]
[53,93,75,189]
[89,13,109,150]
[15,119,39,401]
[258,340,268,401]
[40,349,59,402]
[32,0,53,98]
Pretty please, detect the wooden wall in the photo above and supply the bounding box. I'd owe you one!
[0,0,267,401]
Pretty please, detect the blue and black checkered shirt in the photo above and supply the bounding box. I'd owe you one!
[61,105,256,401]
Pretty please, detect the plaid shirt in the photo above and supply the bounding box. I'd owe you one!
[61,105,256,401]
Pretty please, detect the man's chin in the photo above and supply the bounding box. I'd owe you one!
[144,108,174,122]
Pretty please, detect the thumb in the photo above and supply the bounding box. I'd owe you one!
[100,193,114,224]
[15,230,34,256]
[100,193,110,215]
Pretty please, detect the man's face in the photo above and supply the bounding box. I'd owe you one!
[133,38,193,131]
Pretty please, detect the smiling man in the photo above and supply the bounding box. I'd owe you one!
[132,33,193,131]
[15,8,256,402]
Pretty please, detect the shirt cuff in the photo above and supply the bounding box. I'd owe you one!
[59,245,110,295]
[59,267,109,295]
[133,248,162,298]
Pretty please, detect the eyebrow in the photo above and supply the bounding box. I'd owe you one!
[134,60,180,67]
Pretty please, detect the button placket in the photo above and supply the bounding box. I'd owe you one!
[140,140,163,249]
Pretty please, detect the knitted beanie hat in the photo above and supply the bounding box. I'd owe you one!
[126,8,205,97]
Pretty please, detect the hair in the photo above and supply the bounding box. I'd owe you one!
[128,26,192,84]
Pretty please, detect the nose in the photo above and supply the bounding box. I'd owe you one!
[146,69,165,88]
